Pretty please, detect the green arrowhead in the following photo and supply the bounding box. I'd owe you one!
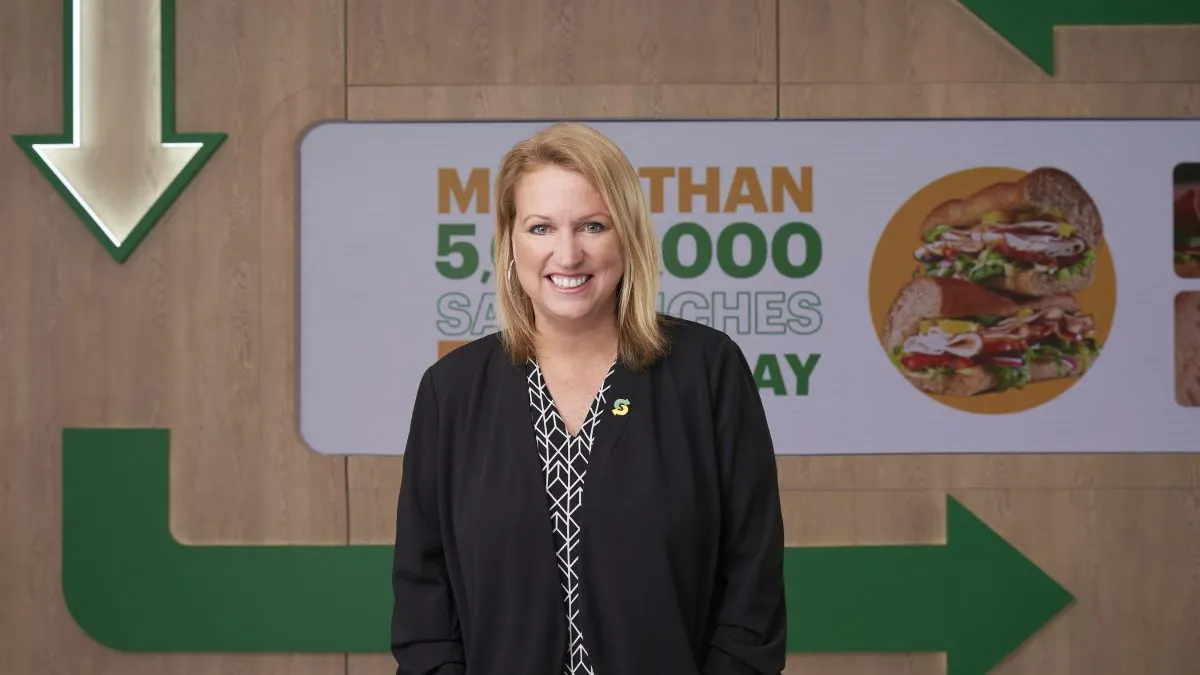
[786,496,1074,674]
[63,428,1072,662]
[959,0,1200,75]
[11,0,225,264]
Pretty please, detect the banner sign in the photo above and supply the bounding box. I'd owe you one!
[297,120,1200,456]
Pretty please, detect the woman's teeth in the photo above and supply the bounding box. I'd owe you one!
[550,274,590,289]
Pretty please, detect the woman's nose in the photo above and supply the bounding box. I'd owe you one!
[554,232,584,266]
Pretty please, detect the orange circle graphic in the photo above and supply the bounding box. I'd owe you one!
[868,167,1117,415]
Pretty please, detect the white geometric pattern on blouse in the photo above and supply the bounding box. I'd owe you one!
[526,359,614,675]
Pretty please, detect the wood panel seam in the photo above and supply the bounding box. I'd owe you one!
[775,0,780,119]
[344,82,786,87]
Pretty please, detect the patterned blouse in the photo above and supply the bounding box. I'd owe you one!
[525,358,616,675]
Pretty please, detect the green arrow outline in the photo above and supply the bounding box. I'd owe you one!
[784,495,1075,673]
[959,0,1200,75]
[62,427,1073,670]
[11,0,226,264]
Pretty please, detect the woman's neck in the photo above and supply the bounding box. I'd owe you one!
[533,314,619,364]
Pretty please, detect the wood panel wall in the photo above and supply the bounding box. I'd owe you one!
[1,1,1196,674]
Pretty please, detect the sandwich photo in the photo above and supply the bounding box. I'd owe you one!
[912,167,1104,297]
[1174,182,1200,279]
[883,276,1102,398]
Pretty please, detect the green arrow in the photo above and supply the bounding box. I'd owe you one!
[63,427,1072,669]
[959,0,1200,75]
[786,498,1073,674]
[11,0,225,264]
[63,428,390,652]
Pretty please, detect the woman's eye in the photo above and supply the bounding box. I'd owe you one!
[583,222,604,232]
[529,224,549,234]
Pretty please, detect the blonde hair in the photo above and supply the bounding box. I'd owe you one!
[493,122,667,371]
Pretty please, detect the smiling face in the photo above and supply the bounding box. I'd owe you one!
[511,163,624,334]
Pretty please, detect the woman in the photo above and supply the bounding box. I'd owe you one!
[391,122,787,675]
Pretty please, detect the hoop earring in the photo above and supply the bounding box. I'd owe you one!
[507,259,522,298]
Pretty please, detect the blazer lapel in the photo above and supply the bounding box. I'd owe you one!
[499,354,539,460]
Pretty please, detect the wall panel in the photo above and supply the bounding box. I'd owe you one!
[347,84,777,120]
[780,83,1200,118]
[1,0,1196,674]
[779,0,1200,84]
[1,1,347,674]
[347,0,775,86]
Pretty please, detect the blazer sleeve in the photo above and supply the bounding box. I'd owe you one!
[391,367,467,675]
[702,336,788,675]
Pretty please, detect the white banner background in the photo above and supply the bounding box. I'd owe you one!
[296,120,1200,456]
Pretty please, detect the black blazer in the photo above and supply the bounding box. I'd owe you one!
[391,315,787,675]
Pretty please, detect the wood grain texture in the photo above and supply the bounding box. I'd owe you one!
[347,0,775,86]
[0,3,57,673]
[348,84,777,119]
[780,489,1200,675]
[163,0,347,545]
[779,0,1200,84]
[0,1,347,674]
[780,83,1200,118]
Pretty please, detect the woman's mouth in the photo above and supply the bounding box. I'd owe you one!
[548,274,592,290]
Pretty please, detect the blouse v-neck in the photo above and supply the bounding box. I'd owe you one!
[525,358,616,675]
